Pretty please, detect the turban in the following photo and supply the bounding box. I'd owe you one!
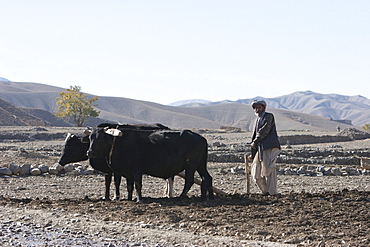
[251,100,267,109]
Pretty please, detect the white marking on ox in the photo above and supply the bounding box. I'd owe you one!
[104,128,123,137]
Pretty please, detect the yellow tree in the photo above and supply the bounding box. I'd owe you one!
[55,85,100,127]
[363,124,370,132]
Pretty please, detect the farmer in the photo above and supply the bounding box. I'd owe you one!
[250,100,280,196]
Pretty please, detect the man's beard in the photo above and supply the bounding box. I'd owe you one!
[255,111,264,117]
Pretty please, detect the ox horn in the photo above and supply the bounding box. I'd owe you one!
[64,133,73,142]
[84,127,92,136]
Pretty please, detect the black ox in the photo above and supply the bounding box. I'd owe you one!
[86,127,214,202]
[59,123,174,200]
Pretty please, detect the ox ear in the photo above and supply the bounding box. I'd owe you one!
[84,127,92,136]
[104,128,123,137]
[81,135,90,143]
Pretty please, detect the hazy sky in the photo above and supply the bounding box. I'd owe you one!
[1,1,370,105]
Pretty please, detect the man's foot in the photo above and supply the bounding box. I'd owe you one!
[269,193,281,198]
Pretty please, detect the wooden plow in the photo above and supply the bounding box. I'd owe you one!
[244,154,251,194]
[176,171,228,196]
[175,153,251,196]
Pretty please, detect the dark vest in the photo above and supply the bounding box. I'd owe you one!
[252,112,280,151]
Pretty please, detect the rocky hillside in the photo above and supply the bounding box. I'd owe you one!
[0,97,109,127]
[0,98,46,126]
[0,81,363,131]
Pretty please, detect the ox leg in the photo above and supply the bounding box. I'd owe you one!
[197,168,214,201]
[179,170,195,199]
[164,176,174,198]
[103,173,112,201]
[134,176,143,203]
[113,172,121,200]
[126,177,134,201]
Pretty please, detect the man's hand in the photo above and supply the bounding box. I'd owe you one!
[250,141,256,148]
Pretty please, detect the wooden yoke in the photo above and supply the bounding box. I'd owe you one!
[244,154,251,194]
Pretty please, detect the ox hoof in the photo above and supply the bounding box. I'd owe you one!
[101,197,111,201]
[133,197,143,203]
[178,195,189,200]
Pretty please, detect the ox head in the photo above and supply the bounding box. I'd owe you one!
[86,127,122,159]
[58,133,90,166]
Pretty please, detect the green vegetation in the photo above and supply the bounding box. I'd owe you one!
[55,86,100,127]
[363,124,370,132]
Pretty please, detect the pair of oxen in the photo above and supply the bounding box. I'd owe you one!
[58,123,214,202]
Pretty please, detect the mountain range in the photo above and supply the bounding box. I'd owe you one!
[0,79,369,131]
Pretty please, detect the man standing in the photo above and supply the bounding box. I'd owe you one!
[250,100,280,196]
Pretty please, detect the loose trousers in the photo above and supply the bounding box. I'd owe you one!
[251,148,280,195]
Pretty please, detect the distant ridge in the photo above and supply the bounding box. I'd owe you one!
[0,80,367,131]
[234,91,370,126]
[169,99,212,107]
[174,90,370,127]
[0,77,10,82]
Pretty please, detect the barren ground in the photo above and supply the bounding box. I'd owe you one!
[1,127,370,246]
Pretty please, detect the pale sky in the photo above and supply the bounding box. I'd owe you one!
[1,1,369,105]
